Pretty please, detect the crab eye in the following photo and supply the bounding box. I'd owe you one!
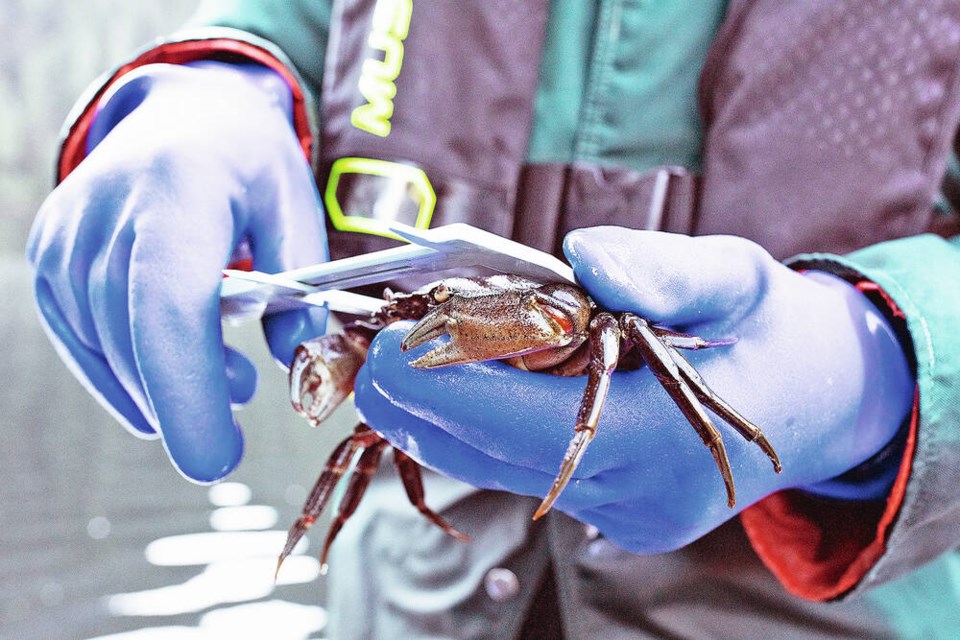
[431,283,451,303]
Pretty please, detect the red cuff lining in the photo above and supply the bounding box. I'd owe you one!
[741,273,917,601]
[855,280,906,320]
[57,38,313,182]
[741,393,916,601]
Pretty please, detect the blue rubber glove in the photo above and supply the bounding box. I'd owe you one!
[354,227,914,553]
[26,61,328,483]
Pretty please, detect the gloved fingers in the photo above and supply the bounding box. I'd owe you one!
[357,364,680,515]
[87,220,160,428]
[363,344,744,530]
[563,227,772,327]
[26,182,110,354]
[28,182,157,436]
[33,277,156,436]
[127,238,244,484]
[573,504,680,553]
[224,345,257,406]
[362,323,634,476]
[263,307,329,369]
[574,452,761,521]
[354,364,561,498]
[362,322,797,533]
[364,322,804,489]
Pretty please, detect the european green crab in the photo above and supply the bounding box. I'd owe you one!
[276,274,782,574]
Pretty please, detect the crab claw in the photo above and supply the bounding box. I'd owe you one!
[290,333,368,425]
[400,311,453,354]
[401,281,593,370]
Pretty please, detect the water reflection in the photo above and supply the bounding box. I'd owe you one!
[105,557,319,616]
[144,531,295,567]
[207,482,252,507]
[90,482,326,639]
[209,505,278,531]
[90,600,327,640]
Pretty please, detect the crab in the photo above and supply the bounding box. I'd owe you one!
[275,274,781,576]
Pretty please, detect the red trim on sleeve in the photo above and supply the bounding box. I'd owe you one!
[741,393,916,601]
[740,274,917,601]
[855,280,906,320]
[57,38,313,182]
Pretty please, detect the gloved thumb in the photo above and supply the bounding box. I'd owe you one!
[224,345,257,406]
[263,307,329,368]
[563,227,768,326]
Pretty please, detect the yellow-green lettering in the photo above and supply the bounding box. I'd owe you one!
[351,0,413,137]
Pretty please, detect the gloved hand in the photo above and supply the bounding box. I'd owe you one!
[26,61,328,483]
[353,227,914,553]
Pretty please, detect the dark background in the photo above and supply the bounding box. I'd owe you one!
[1,3,350,638]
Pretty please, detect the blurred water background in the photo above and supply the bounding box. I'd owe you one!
[1,3,350,638]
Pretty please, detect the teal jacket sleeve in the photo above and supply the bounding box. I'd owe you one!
[740,233,960,600]
[186,0,332,98]
[837,234,960,591]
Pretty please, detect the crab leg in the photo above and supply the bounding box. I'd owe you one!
[275,423,380,579]
[664,346,782,474]
[393,450,471,542]
[277,425,472,578]
[318,434,390,572]
[534,313,621,520]
[621,313,738,508]
[650,326,736,351]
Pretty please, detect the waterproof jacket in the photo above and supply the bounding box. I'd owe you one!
[57,1,960,637]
